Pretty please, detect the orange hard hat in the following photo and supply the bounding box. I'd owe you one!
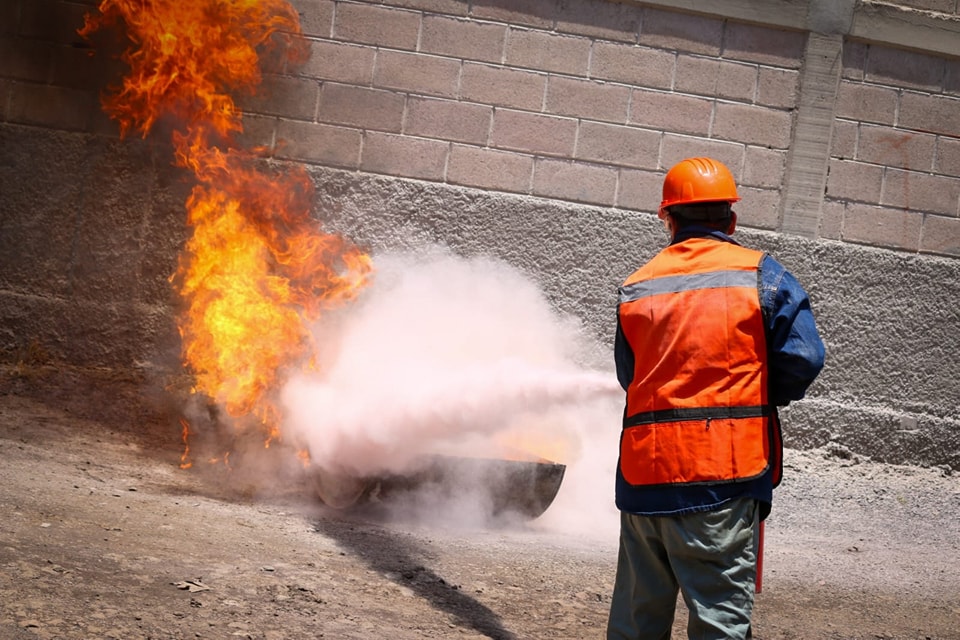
[658,157,740,219]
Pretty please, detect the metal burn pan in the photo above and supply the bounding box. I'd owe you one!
[312,455,567,520]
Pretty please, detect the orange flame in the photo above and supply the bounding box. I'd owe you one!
[494,431,574,466]
[80,0,302,144]
[178,418,193,469]
[82,1,372,443]
[175,155,370,431]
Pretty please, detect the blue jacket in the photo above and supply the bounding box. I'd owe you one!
[613,228,825,518]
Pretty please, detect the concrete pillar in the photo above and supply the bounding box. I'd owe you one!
[778,0,855,238]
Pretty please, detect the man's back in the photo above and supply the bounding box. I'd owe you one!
[607,157,825,640]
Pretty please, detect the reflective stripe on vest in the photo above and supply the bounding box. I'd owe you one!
[617,237,770,487]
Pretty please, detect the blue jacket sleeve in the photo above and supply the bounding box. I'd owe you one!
[614,311,634,392]
[759,255,826,406]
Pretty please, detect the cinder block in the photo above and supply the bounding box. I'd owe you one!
[333,3,420,50]
[575,121,659,169]
[18,0,89,44]
[830,119,858,160]
[290,0,334,38]
[826,158,883,203]
[301,40,375,85]
[490,108,576,156]
[532,158,617,206]
[8,82,96,131]
[717,62,759,103]
[360,131,448,180]
[590,41,673,90]
[757,67,798,109]
[674,56,760,101]
[882,168,960,216]
[471,0,556,29]
[841,41,867,81]
[857,125,936,171]
[404,96,492,145]
[639,7,722,56]
[819,200,845,240]
[239,74,319,121]
[374,50,461,99]
[0,36,52,82]
[743,146,786,188]
[505,28,590,76]
[865,44,944,91]
[461,62,546,111]
[724,22,804,68]
[629,90,713,136]
[0,1,17,36]
[51,43,122,91]
[616,167,663,212]
[660,134,743,176]
[447,144,532,193]
[545,76,630,124]
[713,102,792,149]
[421,15,507,64]
[236,113,277,151]
[555,0,640,43]
[836,82,898,125]
[935,135,960,176]
[944,58,960,96]
[921,214,960,257]
[675,55,718,96]
[898,92,960,138]
[736,186,780,231]
[842,202,922,251]
[275,120,361,169]
[317,83,404,132]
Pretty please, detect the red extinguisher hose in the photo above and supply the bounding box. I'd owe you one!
[756,520,765,594]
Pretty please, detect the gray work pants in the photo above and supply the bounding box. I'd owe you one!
[606,498,759,640]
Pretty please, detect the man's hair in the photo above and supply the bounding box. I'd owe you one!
[666,201,733,229]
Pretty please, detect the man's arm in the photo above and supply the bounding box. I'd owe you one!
[759,255,826,406]
[614,311,634,392]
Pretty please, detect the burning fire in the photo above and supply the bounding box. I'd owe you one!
[80,0,371,458]
[80,0,600,489]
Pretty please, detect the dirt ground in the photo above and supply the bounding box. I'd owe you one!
[1,367,958,640]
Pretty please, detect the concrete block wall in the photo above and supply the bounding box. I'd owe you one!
[247,0,807,231]
[1,0,958,468]
[827,40,960,253]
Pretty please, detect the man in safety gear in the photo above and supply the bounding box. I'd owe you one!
[606,157,825,640]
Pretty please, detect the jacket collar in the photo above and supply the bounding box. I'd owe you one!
[670,225,741,246]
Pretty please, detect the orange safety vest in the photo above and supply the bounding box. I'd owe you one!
[617,237,774,487]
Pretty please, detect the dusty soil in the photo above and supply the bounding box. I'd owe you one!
[1,367,959,640]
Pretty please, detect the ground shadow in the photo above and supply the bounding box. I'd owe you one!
[312,512,519,640]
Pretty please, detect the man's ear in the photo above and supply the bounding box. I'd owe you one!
[663,214,676,238]
[726,211,738,235]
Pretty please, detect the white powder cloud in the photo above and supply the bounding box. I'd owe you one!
[281,247,622,536]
